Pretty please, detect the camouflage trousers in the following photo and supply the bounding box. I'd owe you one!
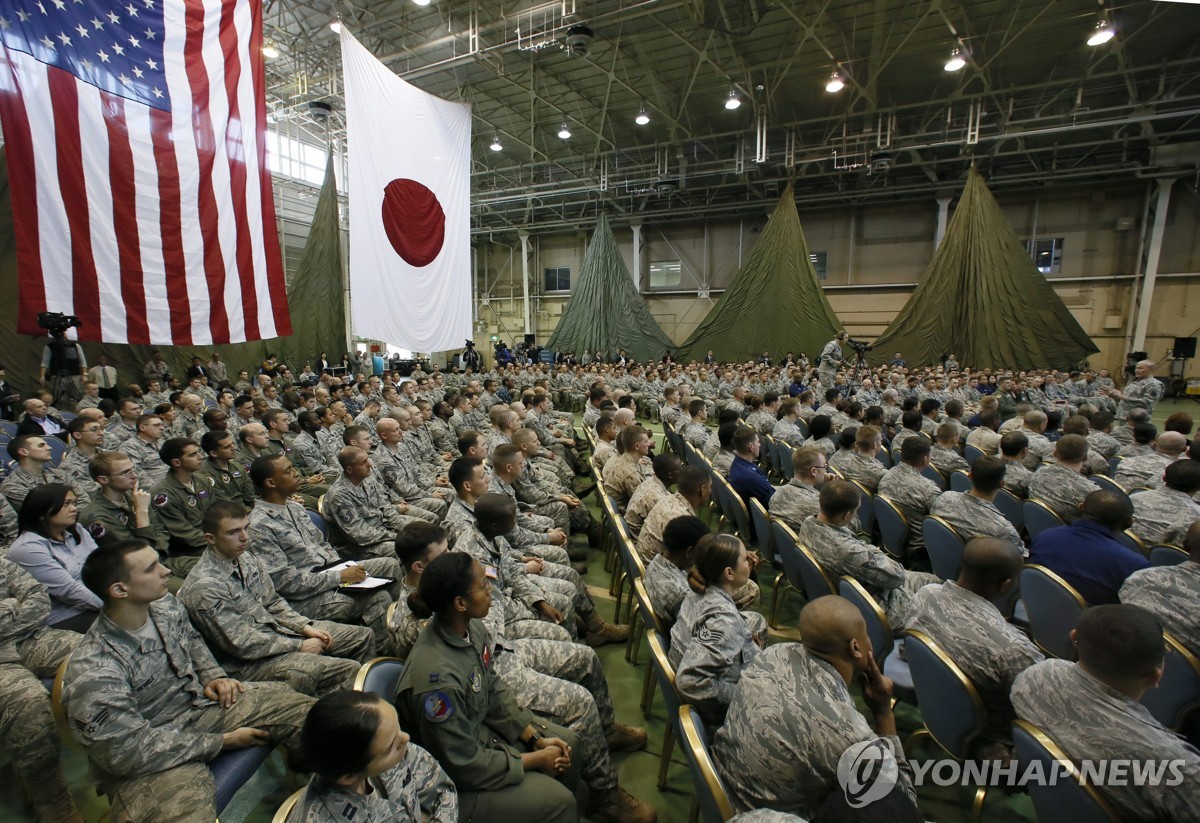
[529,499,570,531]
[288,557,399,649]
[879,571,941,631]
[521,543,570,566]
[518,509,558,533]
[527,576,580,638]
[505,593,575,644]
[408,496,450,522]
[231,620,375,698]
[537,561,598,621]
[497,644,619,796]
[103,682,313,823]
[535,454,574,486]
[0,628,82,822]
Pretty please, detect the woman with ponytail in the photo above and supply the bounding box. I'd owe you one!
[288,690,457,822]
[668,533,765,726]
[393,551,584,822]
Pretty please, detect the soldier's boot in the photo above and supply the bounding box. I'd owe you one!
[604,720,648,752]
[583,610,630,647]
[570,560,589,575]
[589,788,657,823]
[587,520,605,548]
[567,544,589,562]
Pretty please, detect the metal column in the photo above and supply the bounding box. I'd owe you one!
[1131,178,1176,353]
[519,231,532,335]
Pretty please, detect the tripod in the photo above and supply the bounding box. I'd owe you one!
[48,372,82,408]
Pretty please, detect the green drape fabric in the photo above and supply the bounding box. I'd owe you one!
[545,213,675,362]
[674,185,842,363]
[0,147,348,393]
[869,168,1098,370]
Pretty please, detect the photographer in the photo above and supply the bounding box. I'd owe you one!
[461,340,482,371]
[37,314,87,407]
[817,331,848,387]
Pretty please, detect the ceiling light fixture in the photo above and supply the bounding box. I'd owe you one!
[557,124,572,139]
[329,20,343,34]
[489,136,502,152]
[1087,19,1116,46]
[944,47,966,71]
[413,0,432,5]
[635,106,650,125]
[724,90,741,110]
[825,71,845,93]
[262,43,280,59]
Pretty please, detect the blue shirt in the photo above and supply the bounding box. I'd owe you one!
[1028,518,1149,605]
[727,455,775,508]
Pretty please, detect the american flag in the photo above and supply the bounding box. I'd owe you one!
[0,0,292,345]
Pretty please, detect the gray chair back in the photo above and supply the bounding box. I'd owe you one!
[1012,720,1119,822]
[904,630,986,760]
[921,516,966,581]
[1020,565,1085,660]
[1141,633,1200,731]
[874,495,909,560]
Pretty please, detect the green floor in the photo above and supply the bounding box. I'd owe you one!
[9,399,1197,822]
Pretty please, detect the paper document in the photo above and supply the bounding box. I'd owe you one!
[327,561,394,590]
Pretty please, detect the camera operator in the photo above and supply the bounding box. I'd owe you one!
[37,314,87,407]
[461,340,482,371]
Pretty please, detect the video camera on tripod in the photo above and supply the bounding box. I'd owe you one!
[847,338,874,354]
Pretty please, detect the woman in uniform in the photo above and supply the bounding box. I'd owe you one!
[288,690,458,822]
[669,533,765,727]
[393,551,582,823]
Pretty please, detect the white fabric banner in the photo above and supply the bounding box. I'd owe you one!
[340,30,472,352]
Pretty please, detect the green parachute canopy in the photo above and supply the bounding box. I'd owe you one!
[0,147,347,388]
[545,213,675,362]
[673,185,842,364]
[869,167,1098,370]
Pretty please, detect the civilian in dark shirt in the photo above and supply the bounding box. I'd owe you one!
[726,427,774,509]
[1028,489,1148,605]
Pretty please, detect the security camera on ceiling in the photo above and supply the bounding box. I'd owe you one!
[564,24,594,57]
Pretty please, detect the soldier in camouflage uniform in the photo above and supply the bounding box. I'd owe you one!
[1121,522,1200,656]
[828,425,886,492]
[643,515,709,627]
[907,538,1043,756]
[668,534,765,727]
[930,457,1025,556]
[247,455,396,649]
[151,438,218,579]
[998,432,1033,498]
[0,494,17,552]
[0,558,84,822]
[712,596,916,818]
[1105,359,1164,419]
[1027,435,1096,523]
[625,454,678,539]
[637,466,708,561]
[60,416,106,503]
[769,446,829,533]
[179,502,374,698]
[679,400,710,449]
[799,482,937,629]
[288,690,459,823]
[1011,604,1200,821]
[2,433,91,511]
[372,417,449,522]
[324,447,413,559]
[1129,460,1200,546]
[1115,431,1187,491]
[602,427,654,512]
[117,413,169,489]
[63,541,314,823]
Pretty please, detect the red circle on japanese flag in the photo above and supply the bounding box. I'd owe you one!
[381,178,445,267]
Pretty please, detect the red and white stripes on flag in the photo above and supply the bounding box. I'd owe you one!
[0,0,291,345]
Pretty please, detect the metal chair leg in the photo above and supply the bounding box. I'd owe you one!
[641,665,657,716]
[657,723,675,791]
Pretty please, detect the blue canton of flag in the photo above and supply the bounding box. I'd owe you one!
[0,0,168,111]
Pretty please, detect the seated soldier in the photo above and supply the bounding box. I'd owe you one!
[325,447,411,559]
[770,446,829,532]
[930,456,1025,556]
[1129,458,1200,546]
[625,453,680,540]
[59,416,105,503]
[907,537,1043,758]
[727,427,774,509]
[1115,430,1187,490]
[1011,604,1200,820]
[151,438,217,579]
[1121,520,1200,658]
[644,515,710,628]
[372,416,449,522]
[928,422,969,476]
[965,409,1002,457]
[1028,490,1147,605]
[602,426,654,511]
[178,501,374,698]
[997,431,1032,498]
[247,454,397,649]
[712,595,918,818]
[0,557,84,822]
[591,416,619,474]
[799,480,938,629]
[80,451,169,556]
[830,425,886,492]
[637,466,710,562]
[710,421,739,477]
[196,430,256,507]
[2,434,91,512]
[875,438,942,562]
[288,690,459,823]
[63,539,314,823]
[1027,434,1096,523]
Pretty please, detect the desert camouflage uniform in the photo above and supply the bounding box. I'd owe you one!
[248,499,396,648]
[1028,463,1096,523]
[63,595,314,823]
[592,440,616,474]
[679,421,709,450]
[602,452,651,512]
[178,549,373,697]
[1,463,91,512]
[798,517,937,629]
[1120,561,1200,657]
[965,426,1001,457]
[712,642,914,817]
[830,450,886,492]
[117,436,168,488]
[668,586,766,727]
[0,559,83,822]
[930,491,1025,556]
[635,491,694,561]
[1011,659,1200,821]
[625,476,669,539]
[289,741,458,823]
[907,581,1043,752]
